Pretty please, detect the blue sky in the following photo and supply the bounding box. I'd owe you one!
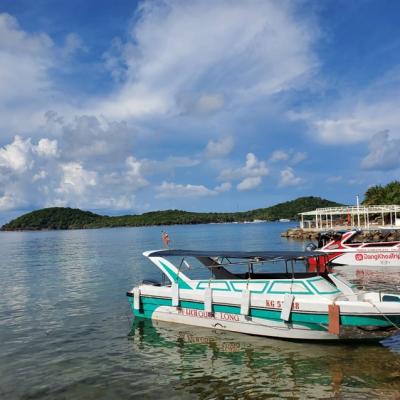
[1,0,400,222]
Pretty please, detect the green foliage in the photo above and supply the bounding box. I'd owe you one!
[1,207,103,230]
[1,197,343,231]
[244,196,343,220]
[362,181,400,205]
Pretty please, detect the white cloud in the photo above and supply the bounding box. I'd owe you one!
[0,131,150,212]
[215,182,232,192]
[125,156,149,187]
[269,150,289,163]
[193,94,225,114]
[0,136,34,173]
[300,69,400,144]
[237,176,262,191]
[90,195,137,211]
[56,162,97,196]
[0,191,27,211]
[35,138,58,158]
[0,135,58,174]
[95,0,318,119]
[43,112,135,162]
[269,149,307,164]
[32,170,48,181]
[279,167,303,187]
[361,130,400,170]
[0,13,56,135]
[0,13,53,102]
[61,33,88,58]
[0,14,92,137]
[156,181,217,198]
[205,137,234,158]
[219,153,269,182]
[291,151,307,165]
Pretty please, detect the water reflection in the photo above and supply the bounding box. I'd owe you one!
[128,318,400,399]
[334,265,400,293]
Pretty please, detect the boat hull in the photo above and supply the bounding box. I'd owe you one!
[328,251,400,267]
[127,295,398,341]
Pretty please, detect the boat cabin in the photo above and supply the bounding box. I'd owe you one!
[141,249,345,298]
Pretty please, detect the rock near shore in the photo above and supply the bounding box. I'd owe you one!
[281,228,400,242]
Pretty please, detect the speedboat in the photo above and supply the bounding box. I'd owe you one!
[307,230,400,267]
[127,249,400,340]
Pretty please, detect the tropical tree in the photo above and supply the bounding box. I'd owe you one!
[363,181,400,205]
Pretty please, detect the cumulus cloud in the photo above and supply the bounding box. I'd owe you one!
[215,182,232,192]
[56,162,97,196]
[237,176,262,191]
[95,0,317,119]
[125,156,149,187]
[269,150,289,163]
[156,181,217,198]
[205,137,234,158]
[35,138,59,158]
[0,136,35,173]
[219,153,268,182]
[43,113,135,162]
[0,131,150,211]
[279,167,303,187]
[361,130,400,170]
[269,149,307,165]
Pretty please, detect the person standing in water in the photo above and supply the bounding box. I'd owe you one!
[161,231,170,248]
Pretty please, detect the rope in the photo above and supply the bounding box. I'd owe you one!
[367,300,400,330]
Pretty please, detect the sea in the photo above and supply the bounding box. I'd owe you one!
[0,222,399,399]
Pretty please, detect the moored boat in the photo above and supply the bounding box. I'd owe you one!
[127,249,400,340]
[307,230,400,267]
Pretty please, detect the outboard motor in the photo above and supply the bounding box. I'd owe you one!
[305,242,317,252]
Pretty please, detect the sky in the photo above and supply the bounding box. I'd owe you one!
[1,0,400,223]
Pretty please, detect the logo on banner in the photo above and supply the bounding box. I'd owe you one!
[355,253,364,261]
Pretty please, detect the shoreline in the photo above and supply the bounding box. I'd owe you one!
[1,219,296,232]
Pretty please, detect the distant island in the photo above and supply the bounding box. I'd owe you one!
[1,196,342,231]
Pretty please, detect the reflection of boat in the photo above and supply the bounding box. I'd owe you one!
[308,230,400,267]
[126,249,400,340]
[128,318,400,398]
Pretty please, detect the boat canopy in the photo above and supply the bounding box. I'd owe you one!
[145,249,324,261]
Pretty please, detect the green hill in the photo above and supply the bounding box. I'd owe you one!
[1,196,343,231]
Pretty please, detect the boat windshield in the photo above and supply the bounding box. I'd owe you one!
[163,255,324,281]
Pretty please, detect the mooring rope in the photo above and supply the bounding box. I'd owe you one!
[367,300,400,331]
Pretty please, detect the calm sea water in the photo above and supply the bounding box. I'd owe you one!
[0,222,399,399]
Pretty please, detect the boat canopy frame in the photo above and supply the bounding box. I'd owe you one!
[145,249,329,281]
[145,249,324,261]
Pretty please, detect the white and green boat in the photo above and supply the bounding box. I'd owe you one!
[127,250,400,340]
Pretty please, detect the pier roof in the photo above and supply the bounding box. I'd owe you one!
[299,205,400,216]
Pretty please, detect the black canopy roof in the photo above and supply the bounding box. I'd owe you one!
[145,249,324,261]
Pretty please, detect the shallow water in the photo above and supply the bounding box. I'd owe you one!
[0,222,399,399]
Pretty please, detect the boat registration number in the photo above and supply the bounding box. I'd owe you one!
[265,300,300,310]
